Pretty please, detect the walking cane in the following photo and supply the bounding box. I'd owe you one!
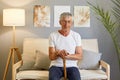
[63,58,67,80]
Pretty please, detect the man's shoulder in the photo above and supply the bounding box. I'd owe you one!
[71,30,80,36]
[50,31,59,36]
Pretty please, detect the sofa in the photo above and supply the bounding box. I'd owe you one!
[13,38,110,80]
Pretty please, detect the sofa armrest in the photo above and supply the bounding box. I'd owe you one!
[99,60,110,80]
[13,60,23,80]
[13,60,23,69]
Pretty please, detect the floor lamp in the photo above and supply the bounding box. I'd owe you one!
[3,9,25,80]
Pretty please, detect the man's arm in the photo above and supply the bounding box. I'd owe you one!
[49,47,58,60]
[49,47,69,60]
[65,46,82,60]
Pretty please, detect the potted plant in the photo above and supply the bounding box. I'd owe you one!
[87,0,120,69]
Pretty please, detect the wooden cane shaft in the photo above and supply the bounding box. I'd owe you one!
[63,59,67,80]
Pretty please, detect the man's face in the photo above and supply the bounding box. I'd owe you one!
[59,16,73,29]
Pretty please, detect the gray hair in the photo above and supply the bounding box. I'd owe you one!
[60,12,72,20]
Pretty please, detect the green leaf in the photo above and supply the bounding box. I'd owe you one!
[87,1,120,70]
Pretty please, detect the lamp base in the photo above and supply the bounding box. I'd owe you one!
[3,47,22,80]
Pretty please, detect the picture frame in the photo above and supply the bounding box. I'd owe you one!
[34,5,50,27]
[74,6,90,27]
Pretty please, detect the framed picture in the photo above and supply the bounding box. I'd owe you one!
[34,5,50,27]
[74,6,90,27]
[54,6,70,27]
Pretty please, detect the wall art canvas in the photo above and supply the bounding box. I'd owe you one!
[54,6,70,27]
[34,5,50,27]
[74,6,90,27]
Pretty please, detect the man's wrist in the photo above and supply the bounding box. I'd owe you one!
[55,50,59,56]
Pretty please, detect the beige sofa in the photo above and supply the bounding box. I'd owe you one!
[13,38,110,80]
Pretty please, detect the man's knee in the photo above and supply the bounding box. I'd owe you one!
[67,67,81,80]
[49,66,62,80]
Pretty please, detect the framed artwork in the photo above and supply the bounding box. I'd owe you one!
[34,5,50,27]
[54,6,70,27]
[74,6,90,27]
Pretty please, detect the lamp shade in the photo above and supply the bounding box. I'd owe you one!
[3,9,25,26]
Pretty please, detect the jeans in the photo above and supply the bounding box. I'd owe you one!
[49,66,81,80]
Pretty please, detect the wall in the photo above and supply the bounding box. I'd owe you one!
[0,0,120,80]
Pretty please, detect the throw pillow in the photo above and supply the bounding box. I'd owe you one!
[34,50,51,70]
[77,49,102,70]
[19,53,36,70]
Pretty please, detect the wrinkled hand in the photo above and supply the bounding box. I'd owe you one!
[57,49,69,59]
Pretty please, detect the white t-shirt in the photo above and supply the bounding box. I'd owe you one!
[49,30,81,67]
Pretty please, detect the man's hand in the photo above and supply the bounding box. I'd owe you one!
[56,49,69,59]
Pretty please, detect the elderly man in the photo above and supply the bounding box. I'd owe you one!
[49,12,82,80]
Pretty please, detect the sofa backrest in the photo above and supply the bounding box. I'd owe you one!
[23,38,98,54]
[20,38,99,70]
[23,38,49,55]
[81,39,98,53]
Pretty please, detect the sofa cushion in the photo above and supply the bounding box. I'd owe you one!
[78,49,102,70]
[34,50,51,70]
[16,70,107,80]
[19,53,36,70]
[16,70,49,80]
[80,69,107,79]
[20,38,49,70]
